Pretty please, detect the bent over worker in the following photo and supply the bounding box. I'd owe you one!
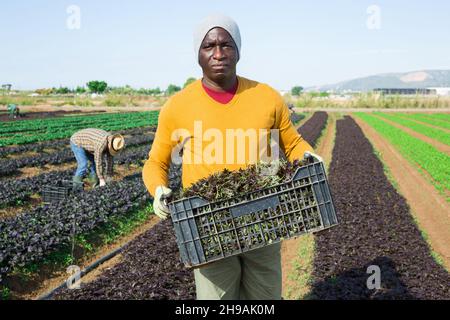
[7,104,20,119]
[142,14,322,300]
[70,128,125,188]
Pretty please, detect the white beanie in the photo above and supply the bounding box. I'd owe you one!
[193,14,241,61]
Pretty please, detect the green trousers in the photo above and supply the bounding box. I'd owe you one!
[194,243,282,300]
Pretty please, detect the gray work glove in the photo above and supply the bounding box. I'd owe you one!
[304,151,323,163]
[153,186,173,220]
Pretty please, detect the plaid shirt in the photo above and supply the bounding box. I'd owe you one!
[70,128,113,180]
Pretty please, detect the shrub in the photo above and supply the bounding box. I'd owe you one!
[104,96,124,107]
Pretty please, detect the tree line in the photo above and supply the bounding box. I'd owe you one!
[33,77,198,96]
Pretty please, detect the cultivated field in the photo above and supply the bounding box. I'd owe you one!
[0,107,449,300]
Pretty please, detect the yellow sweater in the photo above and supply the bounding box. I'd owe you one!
[142,76,314,197]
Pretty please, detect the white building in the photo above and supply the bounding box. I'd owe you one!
[427,87,450,96]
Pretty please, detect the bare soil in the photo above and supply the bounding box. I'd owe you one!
[0,163,76,183]
[0,194,41,219]
[354,116,450,270]
[80,254,124,285]
[113,164,142,181]
[18,163,76,180]
[3,161,139,183]
[4,151,40,160]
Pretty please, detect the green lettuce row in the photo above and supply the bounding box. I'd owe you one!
[374,112,450,146]
[0,117,158,147]
[420,113,450,123]
[398,113,450,131]
[0,115,154,135]
[0,112,158,133]
[0,117,156,138]
[354,113,450,196]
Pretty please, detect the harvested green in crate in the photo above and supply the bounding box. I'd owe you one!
[167,158,338,268]
[171,159,306,202]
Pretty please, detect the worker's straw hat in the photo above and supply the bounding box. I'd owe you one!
[107,134,125,156]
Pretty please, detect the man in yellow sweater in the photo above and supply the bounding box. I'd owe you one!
[142,14,319,300]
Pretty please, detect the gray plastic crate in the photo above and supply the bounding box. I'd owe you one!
[42,180,83,203]
[168,159,338,268]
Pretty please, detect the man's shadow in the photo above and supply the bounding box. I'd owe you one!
[308,256,416,300]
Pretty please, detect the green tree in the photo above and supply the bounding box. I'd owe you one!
[183,77,196,88]
[55,86,71,94]
[87,81,108,93]
[75,86,86,94]
[143,87,162,95]
[124,85,134,95]
[152,87,162,95]
[137,88,148,95]
[291,86,304,96]
[166,84,181,96]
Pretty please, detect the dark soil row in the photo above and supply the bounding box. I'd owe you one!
[297,111,328,147]
[0,142,153,209]
[290,113,305,125]
[0,165,182,298]
[0,133,154,178]
[54,219,196,300]
[52,164,184,300]
[0,126,155,159]
[0,173,153,283]
[310,116,450,300]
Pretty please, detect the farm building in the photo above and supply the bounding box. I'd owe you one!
[427,87,450,96]
[373,88,435,95]
[374,87,450,96]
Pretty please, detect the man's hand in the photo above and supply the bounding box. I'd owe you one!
[153,186,173,220]
[304,151,323,163]
[99,179,106,187]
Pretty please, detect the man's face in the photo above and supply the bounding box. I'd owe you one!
[199,27,238,82]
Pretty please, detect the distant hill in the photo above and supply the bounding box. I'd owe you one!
[308,70,450,93]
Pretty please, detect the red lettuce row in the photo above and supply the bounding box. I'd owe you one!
[297,111,328,148]
[310,116,450,299]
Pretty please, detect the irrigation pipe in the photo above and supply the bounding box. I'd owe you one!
[37,240,129,300]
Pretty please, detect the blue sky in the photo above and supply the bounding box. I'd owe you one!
[1,0,450,90]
